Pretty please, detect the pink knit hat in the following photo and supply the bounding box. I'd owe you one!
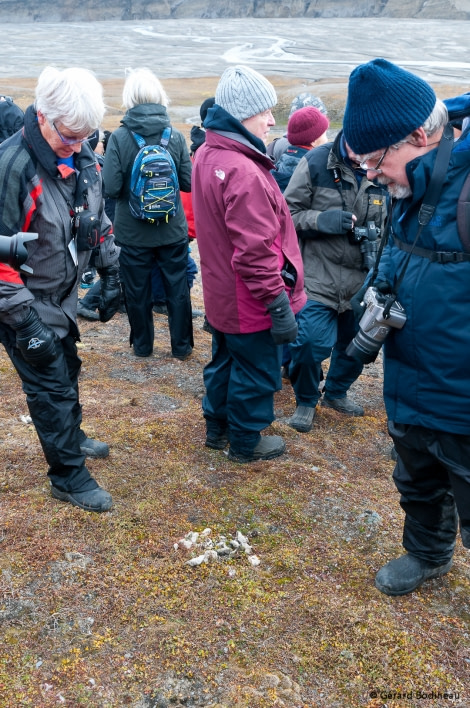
[287,106,329,146]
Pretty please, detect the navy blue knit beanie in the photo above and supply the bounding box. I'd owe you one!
[343,58,436,154]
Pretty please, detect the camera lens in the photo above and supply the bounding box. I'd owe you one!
[346,330,381,364]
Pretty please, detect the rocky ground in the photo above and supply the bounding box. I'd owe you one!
[1,76,470,708]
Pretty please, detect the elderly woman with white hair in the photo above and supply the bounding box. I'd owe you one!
[0,66,121,513]
[103,67,193,361]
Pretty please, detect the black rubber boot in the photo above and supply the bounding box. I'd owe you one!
[79,437,109,459]
[205,432,229,450]
[51,484,113,512]
[375,554,453,596]
[228,435,286,463]
[289,405,315,433]
[321,395,364,416]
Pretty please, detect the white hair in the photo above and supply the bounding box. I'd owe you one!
[122,67,169,110]
[35,66,105,134]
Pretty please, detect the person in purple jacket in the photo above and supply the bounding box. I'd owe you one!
[192,65,307,463]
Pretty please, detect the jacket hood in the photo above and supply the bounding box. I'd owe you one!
[121,103,170,137]
[204,104,268,154]
[444,92,470,124]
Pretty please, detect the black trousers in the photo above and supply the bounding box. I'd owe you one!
[118,240,193,358]
[389,421,470,564]
[0,323,97,493]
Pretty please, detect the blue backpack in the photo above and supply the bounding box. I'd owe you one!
[128,126,180,223]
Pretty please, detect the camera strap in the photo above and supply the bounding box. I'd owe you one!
[393,122,455,295]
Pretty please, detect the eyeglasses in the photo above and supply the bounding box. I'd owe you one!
[52,121,92,145]
[359,139,441,173]
[359,147,389,174]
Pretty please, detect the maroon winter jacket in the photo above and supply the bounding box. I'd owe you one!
[192,130,306,334]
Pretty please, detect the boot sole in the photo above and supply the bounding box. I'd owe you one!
[375,560,453,596]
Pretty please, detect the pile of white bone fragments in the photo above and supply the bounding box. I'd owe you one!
[175,528,260,567]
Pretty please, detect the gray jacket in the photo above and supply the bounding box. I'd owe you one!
[0,105,118,336]
[284,132,388,312]
[102,103,192,248]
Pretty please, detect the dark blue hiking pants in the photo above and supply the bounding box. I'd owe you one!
[289,299,363,406]
[203,329,282,457]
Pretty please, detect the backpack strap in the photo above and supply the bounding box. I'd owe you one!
[160,126,172,148]
[130,130,146,149]
[129,127,172,149]
[457,169,470,252]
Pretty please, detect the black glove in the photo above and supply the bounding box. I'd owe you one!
[316,210,354,235]
[266,291,298,345]
[97,264,121,323]
[14,307,58,368]
[375,280,393,295]
[350,284,368,319]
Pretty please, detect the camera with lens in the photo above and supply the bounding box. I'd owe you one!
[72,209,100,251]
[349,220,381,272]
[0,232,38,274]
[346,286,406,364]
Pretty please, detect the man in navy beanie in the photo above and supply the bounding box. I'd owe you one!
[343,58,470,595]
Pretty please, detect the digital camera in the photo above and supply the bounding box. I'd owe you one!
[346,286,406,364]
[0,232,38,274]
[349,221,381,272]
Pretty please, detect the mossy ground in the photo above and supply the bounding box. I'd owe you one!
[1,76,469,708]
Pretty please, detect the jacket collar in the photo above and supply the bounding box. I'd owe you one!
[22,104,97,180]
[204,104,268,155]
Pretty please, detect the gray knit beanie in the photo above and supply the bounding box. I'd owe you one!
[215,65,277,122]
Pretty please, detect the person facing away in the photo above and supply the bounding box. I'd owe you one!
[0,66,122,513]
[283,127,388,434]
[0,94,24,142]
[151,97,216,319]
[192,65,307,463]
[272,105,329,193]
[342,57,470,596]
[266,91,328,163]
[102,67,194,361]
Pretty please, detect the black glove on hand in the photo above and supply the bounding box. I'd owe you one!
[316,210,354,235]
[266,290,298,345]
[375,280,393,295]
[14,307,58,368]
[97,264,121,323]
[350,284,368,319]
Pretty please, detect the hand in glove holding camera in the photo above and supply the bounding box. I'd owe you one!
[316,210,355,235]
[350,283,368,319]
[266,290,298,345]
[97,264,121,323]
[374,279,393,295]
[14,307,58,368]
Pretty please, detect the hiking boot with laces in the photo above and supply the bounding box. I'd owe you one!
[51,484,113,512]
[228,435,286,463]
[289,405,315,433]
[321,395,364,416]
[375,553,453,596]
